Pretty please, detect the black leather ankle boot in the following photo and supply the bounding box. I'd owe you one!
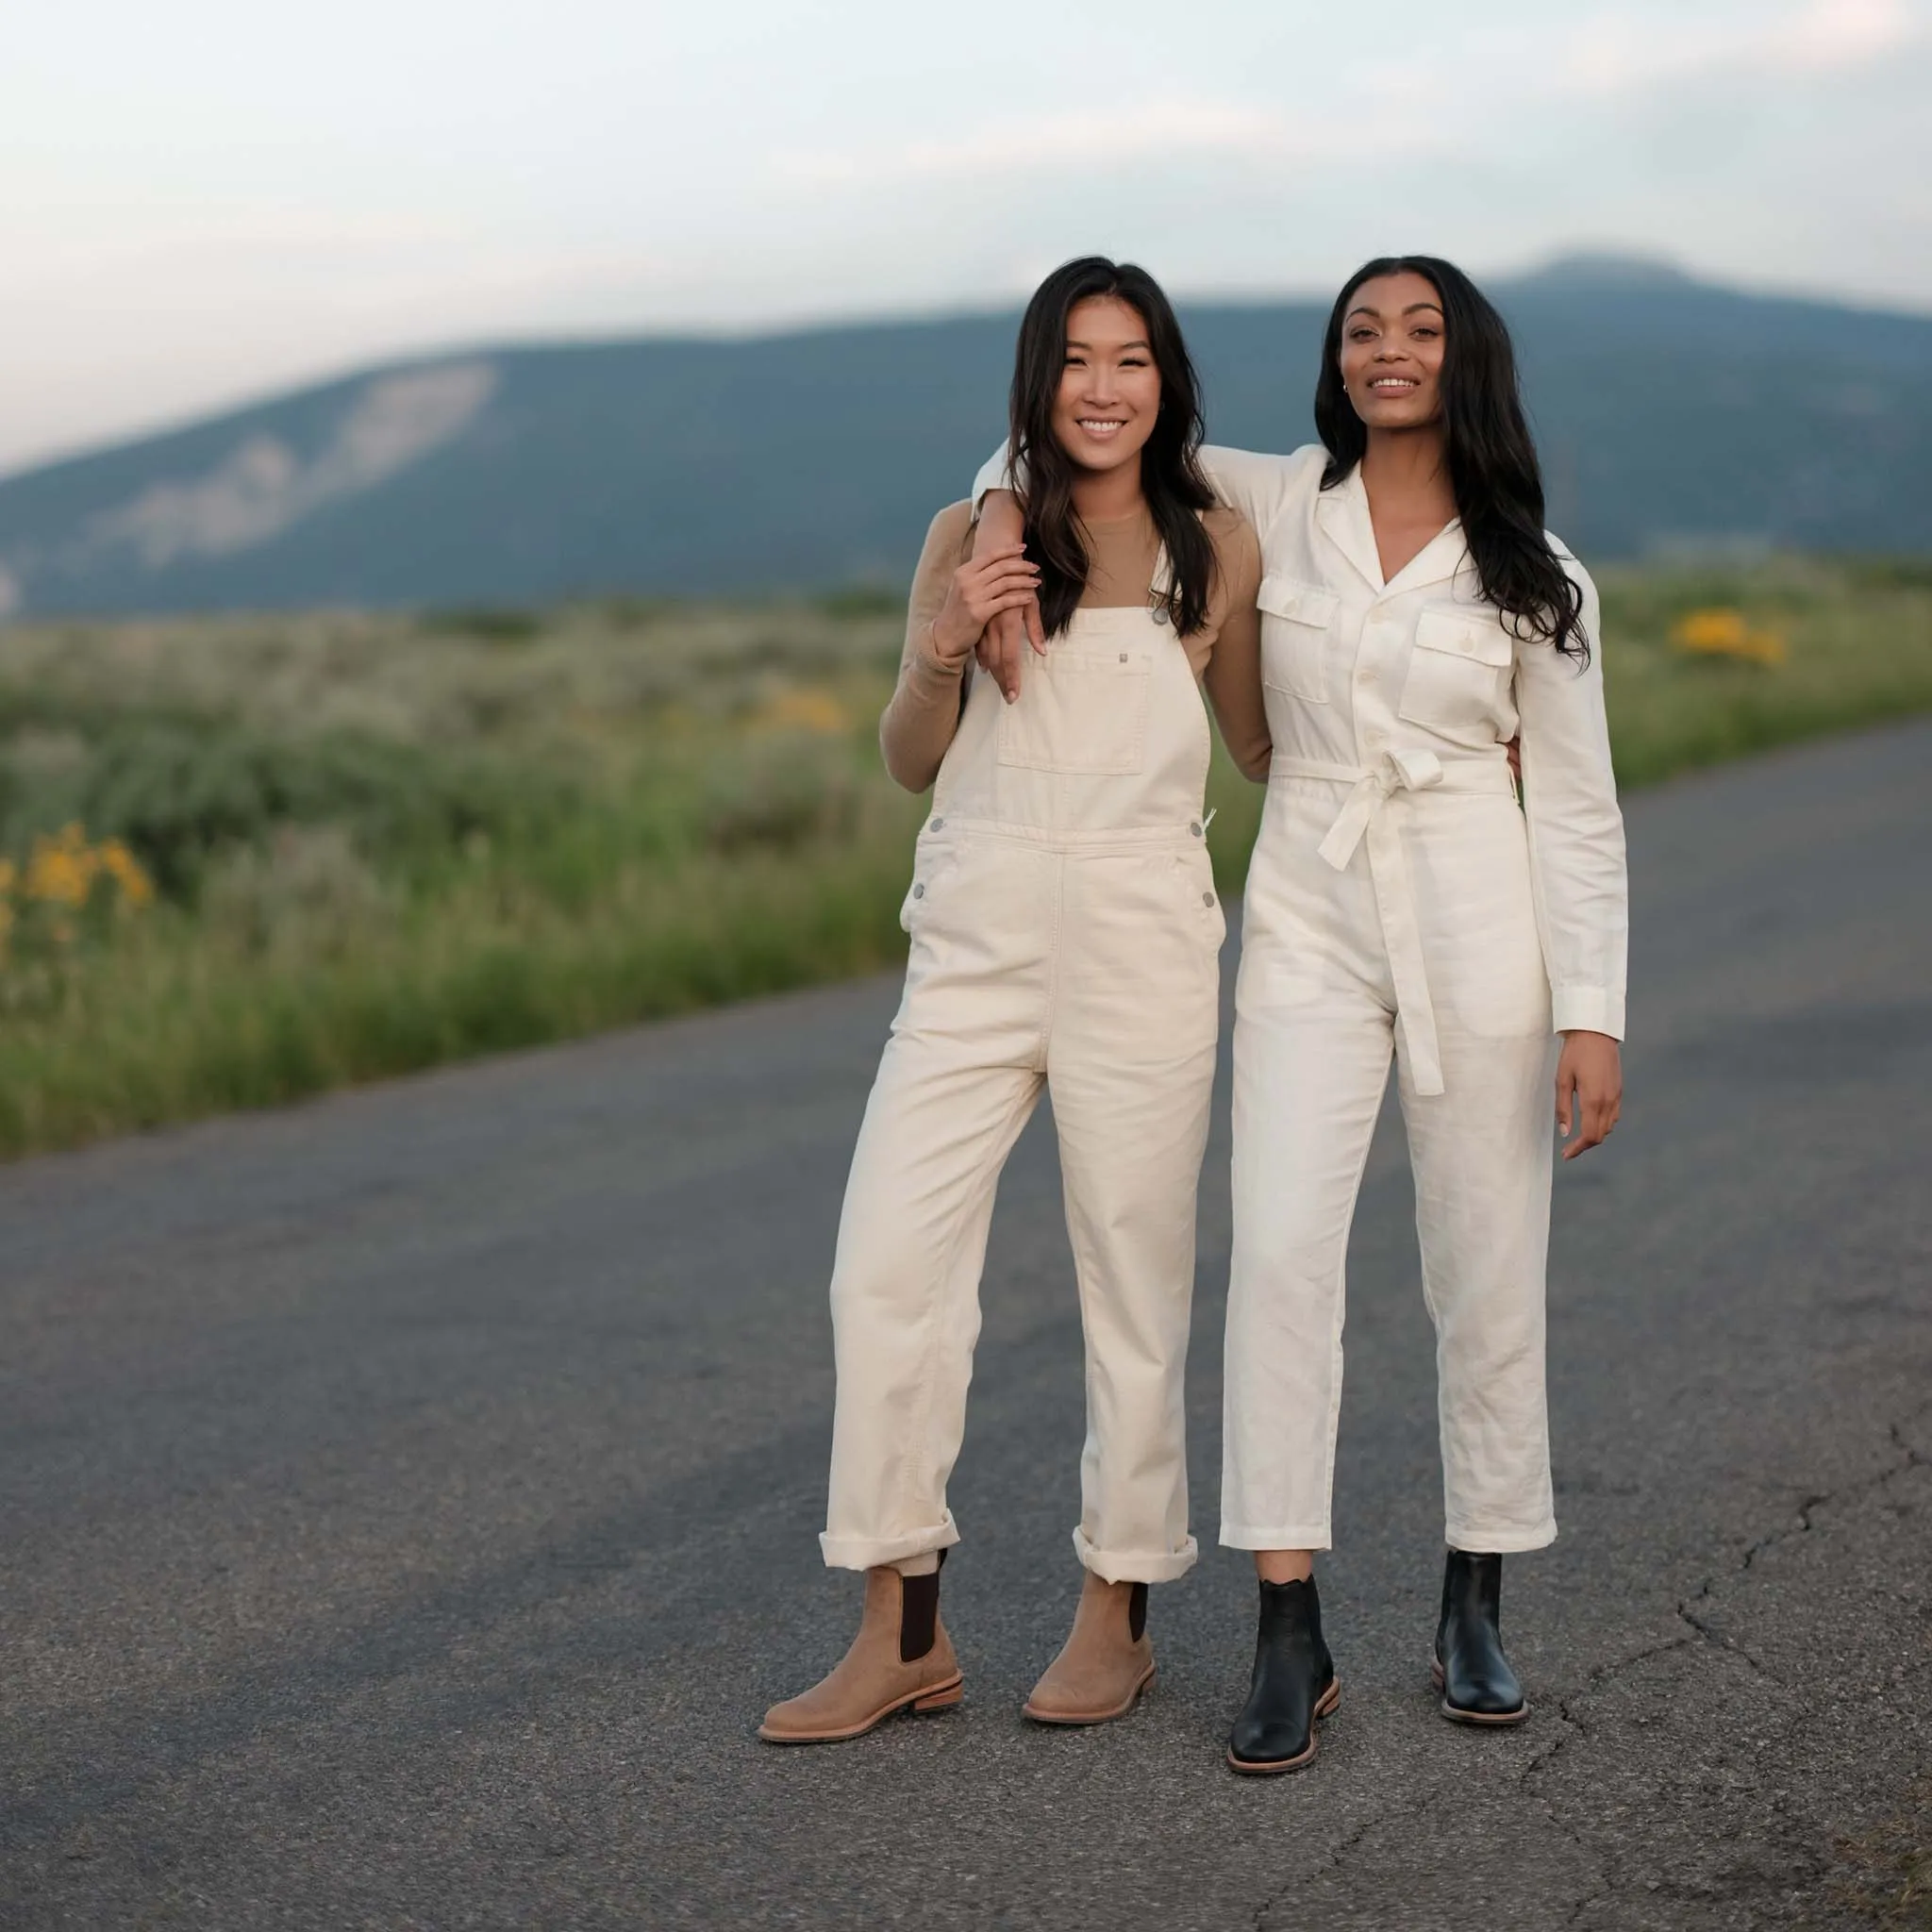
[1226,1575,1340,1774]
[1433,1549,1527,1724]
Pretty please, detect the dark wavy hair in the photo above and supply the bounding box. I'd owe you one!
[1008,257,1217,639]
[1313,256,1587,661]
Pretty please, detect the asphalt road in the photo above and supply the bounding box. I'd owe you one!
[3,724,1928,1931]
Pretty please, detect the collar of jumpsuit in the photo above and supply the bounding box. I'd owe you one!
[1312,460,1468,598]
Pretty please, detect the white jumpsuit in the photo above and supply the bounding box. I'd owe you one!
[1203,444,1628,1555]
[820,575,1225,1585]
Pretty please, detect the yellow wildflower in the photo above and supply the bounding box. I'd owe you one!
[15,826,154,912]
[98,840,155,906]
[25,830,97,906]
[1670,608,1787,666]
[753,687,852,735]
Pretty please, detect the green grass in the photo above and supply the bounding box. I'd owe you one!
[2,558,1928,1158]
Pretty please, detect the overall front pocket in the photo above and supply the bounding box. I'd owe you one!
[995,646,1152,775]
[1257,575,1339,704]
[1397,607,1514,735]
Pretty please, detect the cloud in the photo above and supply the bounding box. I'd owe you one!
[777,4,1925,203]
[1558,0,1922,96]
[777,93,1457,192]
[1774,0,1920,65]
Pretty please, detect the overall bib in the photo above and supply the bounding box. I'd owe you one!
[821,584,1224,1585]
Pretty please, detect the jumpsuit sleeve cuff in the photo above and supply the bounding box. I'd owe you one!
[1553,988,1624,1039]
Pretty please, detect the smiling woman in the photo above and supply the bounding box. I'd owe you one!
[1004,261,1222,642]
[1315,258,1588,657]
[1205,258,1625,1773]
[759,257,1267,1750]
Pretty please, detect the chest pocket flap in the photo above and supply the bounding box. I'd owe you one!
[1257,575,1340,626]
[1257,575,1339,703]
[1399,606,1515,738]
[1413,608,1514,668]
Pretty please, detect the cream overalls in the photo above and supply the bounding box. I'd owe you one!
[821,567,1224,1585]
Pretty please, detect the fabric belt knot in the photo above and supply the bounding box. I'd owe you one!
[1314,749,1444,872]
[1273,747,1510,1100]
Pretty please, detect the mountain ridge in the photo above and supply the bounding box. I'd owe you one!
[4,260,1928,617]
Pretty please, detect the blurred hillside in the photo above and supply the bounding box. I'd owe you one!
[1,256,1928,618]
[2,555,1928,1155]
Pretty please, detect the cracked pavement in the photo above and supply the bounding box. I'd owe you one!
[2,723,1928,1930]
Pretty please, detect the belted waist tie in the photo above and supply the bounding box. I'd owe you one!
[1271,751,1517,1096]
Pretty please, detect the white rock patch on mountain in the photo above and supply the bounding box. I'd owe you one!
[83,360,498,571]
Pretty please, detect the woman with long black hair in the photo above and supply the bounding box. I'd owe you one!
[760,258,1265,1744]
[970,257,1626,1773]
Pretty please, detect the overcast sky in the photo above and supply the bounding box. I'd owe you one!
[3,0,1927,475]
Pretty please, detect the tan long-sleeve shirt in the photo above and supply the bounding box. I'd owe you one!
[879,499,1268,792]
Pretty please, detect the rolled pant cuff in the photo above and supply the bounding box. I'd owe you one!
[1445,1520,1557,1555]
[819,1517,960,1573]
[1073,1526,1198,1584]
[1217,1524,1333,1554]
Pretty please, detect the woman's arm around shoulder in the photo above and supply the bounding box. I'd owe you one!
[963,441,1330,699]
[1195,441,1327,538]
[1200,508,1271,781]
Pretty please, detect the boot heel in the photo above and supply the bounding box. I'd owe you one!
[912,1679,964,1712]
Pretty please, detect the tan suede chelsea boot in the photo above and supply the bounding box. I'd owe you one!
[1022,1571,1155,1725]
[758,1561,962,1744]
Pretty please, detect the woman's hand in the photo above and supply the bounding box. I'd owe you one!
[1556,1031,1622,1159]
[929,542,1041,668]
[969,490,1045,702]
[975,603,1046,703]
